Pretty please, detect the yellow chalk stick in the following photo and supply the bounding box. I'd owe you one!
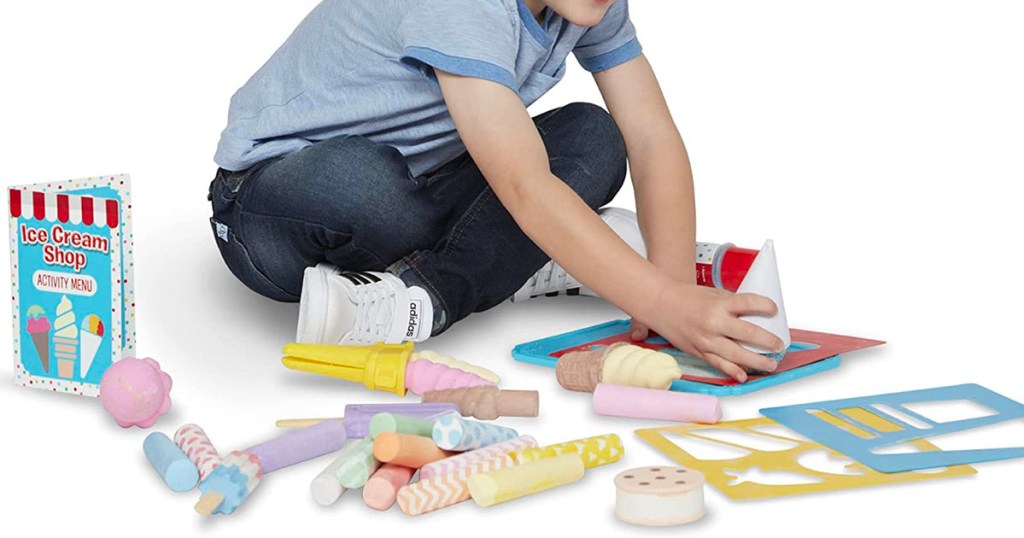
[512,434,623,469]
[468,453,585,507]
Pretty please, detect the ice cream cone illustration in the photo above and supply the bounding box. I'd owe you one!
[25,305,51,373]
[79,314,104,379]
[52,295,78,379]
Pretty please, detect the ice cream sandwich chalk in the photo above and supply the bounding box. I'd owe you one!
[614,466,706,526]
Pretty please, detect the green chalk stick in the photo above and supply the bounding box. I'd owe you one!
[333,438,379,489]
[369,413,436,439]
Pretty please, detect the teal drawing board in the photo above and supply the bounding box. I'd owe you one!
[512,319,884,396]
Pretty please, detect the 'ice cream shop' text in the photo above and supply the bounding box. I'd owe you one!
[19,223,110,272]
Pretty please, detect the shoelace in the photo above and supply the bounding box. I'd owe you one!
[350,280,398,343]
[528,261,577,295]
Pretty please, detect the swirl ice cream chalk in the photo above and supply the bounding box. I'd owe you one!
[556,343,682,392]
[421,386,539,420]
[281,342,495,396]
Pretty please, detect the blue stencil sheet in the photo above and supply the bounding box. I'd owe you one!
[760,384,1024,473]
[511,319,842,397]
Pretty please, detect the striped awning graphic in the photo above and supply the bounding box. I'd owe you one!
[9,189,119,229]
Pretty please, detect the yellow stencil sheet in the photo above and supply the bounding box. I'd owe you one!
[635,416,976,501]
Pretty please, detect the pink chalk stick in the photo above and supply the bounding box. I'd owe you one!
[592,384,722,424]
[362,464,416,511]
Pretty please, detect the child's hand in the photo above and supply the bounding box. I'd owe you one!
[645,282,786,383]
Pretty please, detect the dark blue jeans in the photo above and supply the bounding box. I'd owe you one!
[209,102,627,335]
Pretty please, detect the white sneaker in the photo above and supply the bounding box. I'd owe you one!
[296,264,434,345]
[511,207,647,302]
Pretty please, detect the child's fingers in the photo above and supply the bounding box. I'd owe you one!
[629,319,649,341]
[701,351,748,383]
[709,337,779,373]
[723,318,785,354]
[725,293,778,317]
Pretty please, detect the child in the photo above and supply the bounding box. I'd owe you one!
[208,0,784,382]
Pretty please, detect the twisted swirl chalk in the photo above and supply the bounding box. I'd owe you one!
[421,386,539,420]
[404,360,494,396]
[410,350,501,384]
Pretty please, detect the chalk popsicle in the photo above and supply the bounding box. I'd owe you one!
[174,424,222,480]
[512,434,624,469]
[362,464,416,511]
[144,432,199,492]
[344,403,458,438]
[468,453,585,508]
[195,451,263,515]
[246,420,348,473]
[397,454,515,516]
[374,432,452,468]
[420,435,537,480]
[432,412,519,451]
[369,413,436,439]
[592,384,722,423]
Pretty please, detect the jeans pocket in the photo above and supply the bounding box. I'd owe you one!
[209,218,296,302]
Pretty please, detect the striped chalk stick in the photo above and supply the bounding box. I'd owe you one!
[431,412,518,451]
[512,434,624,469]
[420,435,537,480]
[469,453,585,508]
[174,424,222,480]
[397,454,515,516]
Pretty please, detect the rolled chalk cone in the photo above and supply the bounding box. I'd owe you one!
[735,239,790,360]
[469,453,585,507]
[556,343,682,392]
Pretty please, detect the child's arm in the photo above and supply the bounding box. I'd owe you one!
[593,55,696,343]
[437,71,783,381]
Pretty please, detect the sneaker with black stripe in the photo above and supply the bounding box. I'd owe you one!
[511,207,647,302]
[296,264,433,345]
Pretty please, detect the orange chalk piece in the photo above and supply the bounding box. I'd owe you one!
[374,432,452,468]
[362,464,416,511]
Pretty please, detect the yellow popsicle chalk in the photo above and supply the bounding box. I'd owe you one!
[468,453,585,507]
[512,433,623,469]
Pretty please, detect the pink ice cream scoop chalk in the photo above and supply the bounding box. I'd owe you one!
[99,357,173,428]
[592,384,722,424]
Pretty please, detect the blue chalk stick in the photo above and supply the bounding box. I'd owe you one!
[144,432,199,492]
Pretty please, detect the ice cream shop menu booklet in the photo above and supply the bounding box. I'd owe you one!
[8,175,135,396]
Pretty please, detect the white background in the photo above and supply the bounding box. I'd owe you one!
[1,1,1022,535]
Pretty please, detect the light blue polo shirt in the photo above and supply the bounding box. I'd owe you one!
[214,0,642,176]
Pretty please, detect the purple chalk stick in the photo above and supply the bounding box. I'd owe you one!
[246,420,347,474]
[343,403,459,439]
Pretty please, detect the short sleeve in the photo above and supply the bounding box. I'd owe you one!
[573,0,642,72]
[398,0,519,91]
